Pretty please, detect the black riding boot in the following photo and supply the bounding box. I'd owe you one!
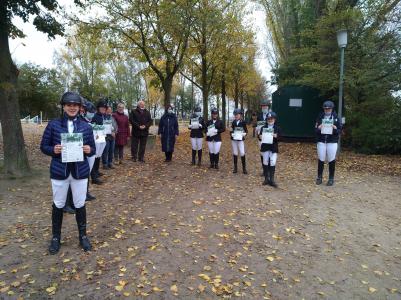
[269,165,278,188]
[86,180,96,201]
[316,160,324,185]
[49,204,63,255]
[75,206,92,252]
[241,156,248,174]
[91,158,103,185]
[260,156,264,176]
[215,153,220,169]
[191,150,196,165]
[63,186,75,214]
[197,150,202,166]
[327,160,336,186]
[233,155,238,173]
[262,165,270,185]
[209,153,214,168]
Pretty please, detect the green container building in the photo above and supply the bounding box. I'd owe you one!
[272,85,331,138]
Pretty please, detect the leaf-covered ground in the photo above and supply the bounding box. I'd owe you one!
[0,124,401,299]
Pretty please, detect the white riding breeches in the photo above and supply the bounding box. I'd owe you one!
[191,138,203,151]
[208,141,222,154]
[262,151,277,166]
[317,142,337,162]
[88,155,96,171]
[231,140,245,157]
[51,175,87,209]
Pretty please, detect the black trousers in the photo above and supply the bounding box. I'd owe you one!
[131,135,148,160]
[165,151,173,161]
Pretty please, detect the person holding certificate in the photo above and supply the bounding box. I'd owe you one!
[188,106,206,166]
[90,100,108,185]
[205,108,225,169]
[230,109,248,174]
[258,112,280,187]
[257,99,271,176]
[40,92,95,254]
[315,100,342,186]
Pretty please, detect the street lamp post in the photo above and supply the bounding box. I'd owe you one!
[336,29,347,152]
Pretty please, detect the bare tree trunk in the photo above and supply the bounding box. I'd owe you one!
[221,70,226,128]
[162,76,173,108]
[0,15,30,176]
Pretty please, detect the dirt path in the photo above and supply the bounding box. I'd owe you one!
[0,126,401,299]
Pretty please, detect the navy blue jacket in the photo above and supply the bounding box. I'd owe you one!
[189,114,206,138]
[40,115,96,180]
[230,119,248,141]
[158,113,179,152]
[91,112,104,125]
[205,119,225,142]
[315,111,342,143]
[259,123,280,153]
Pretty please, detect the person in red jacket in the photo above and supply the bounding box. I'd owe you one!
[113,103,130,164]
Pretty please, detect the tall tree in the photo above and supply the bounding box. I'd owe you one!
[86,0,196,107]
[0,0,63,176]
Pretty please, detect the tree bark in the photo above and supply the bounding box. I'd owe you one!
[0,8,30,176]
[221,69,226,128]
[162,76,173,109]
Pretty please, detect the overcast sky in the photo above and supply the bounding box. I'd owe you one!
[9,1,273,85]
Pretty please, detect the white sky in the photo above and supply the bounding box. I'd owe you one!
[9,1,273,89]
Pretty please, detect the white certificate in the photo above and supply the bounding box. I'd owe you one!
[92,125,106,143]
[104,120,112,134]
[261,128,273,144]
[191,118,199,129]
[321,119,333,135]
[61,133,84,163]
[208,124,217,136]
[233,127,244,141]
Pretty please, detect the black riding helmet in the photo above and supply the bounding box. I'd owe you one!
[194,106,202,113]
[211,108,218,115]
[60,92,82,106]
[266,111,277,120]
[233,108,243,115]
[97,100,108,109]
[323,100,335,109]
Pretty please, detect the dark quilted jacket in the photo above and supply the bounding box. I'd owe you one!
[40,115,96,180]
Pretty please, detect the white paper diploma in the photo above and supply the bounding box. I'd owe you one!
[233,127,244,141]
[191,118,199,129]
[104,120,112,134]
[321,119,333,135]
[61,133,84,163]
[208,124,217,136]
[261,128,274,144]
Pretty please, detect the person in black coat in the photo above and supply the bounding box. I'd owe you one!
[158,104,179,162]
[188,106,206,165]
[315,100,342,186]
[258,112,280,187]
[205,108,225,169]
[257,99,271,176]
[129,100,153,162]
[230,108,248,174]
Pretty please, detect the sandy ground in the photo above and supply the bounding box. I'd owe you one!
[0,124,401,299]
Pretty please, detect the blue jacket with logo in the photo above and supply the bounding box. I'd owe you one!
[315,111,342,143]
[40,115,96,180]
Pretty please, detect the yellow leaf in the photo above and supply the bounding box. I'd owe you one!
[244,281,252,287]
[46,286,57,294]
[115,285,124,292]
[198,274,211,281]
[203,266,212,271]
[123,292,131,297]
[361,264,368,269]
[170,284,178,293]
[153,287,162,292]
[63,259,71,263]
[198,284,206,292]
[266,256,274,262]
[11,281,20,288]
[368,287,377,293]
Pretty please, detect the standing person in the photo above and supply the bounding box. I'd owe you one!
[129,100,152,162]
[158,104,179,162]
[230,109,248,174]
[63,98,97,214]
[40,91,95,254]
[102,106,118,169]
[315,100,342,186]
[257,99,271,176]
[188,106,206,166]
[90,100,107,184]
[113,103,130,164]
[259,112,280,187]
[206,108,225,169]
